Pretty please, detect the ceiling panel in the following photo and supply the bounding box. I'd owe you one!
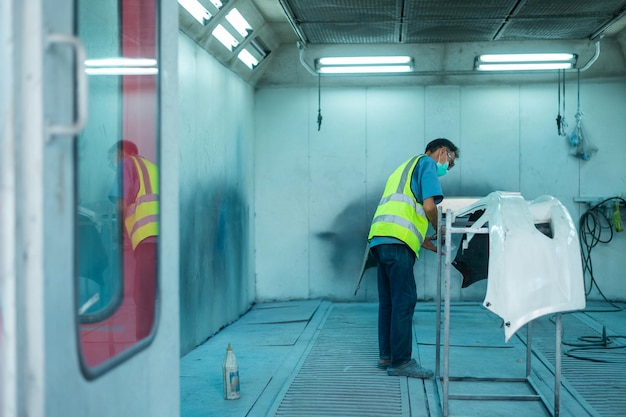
[404,19,502,43]
[498,17,613,40]
[289,0,401,21]
[405,0,519,19]
[279,0,626,44]
[301,21,399,44]
[514,0,626,17]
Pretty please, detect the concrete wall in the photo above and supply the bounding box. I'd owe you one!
[178,33,256,356]
[255,81,626,303]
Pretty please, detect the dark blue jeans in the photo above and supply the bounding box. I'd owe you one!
[372,244,417,367]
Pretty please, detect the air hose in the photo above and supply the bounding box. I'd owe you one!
[557,196,626,362]
[578,196,626,300]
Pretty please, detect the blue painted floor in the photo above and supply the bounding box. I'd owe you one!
[181,300,626,417]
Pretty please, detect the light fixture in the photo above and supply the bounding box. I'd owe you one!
[84,58,158,75]
[250,38,269,59]
[212,24,239,51]
[237,48,259,69]
[475,53,577,71]
[178,0,211,25]
[316,56,414,74]
[226,8,252,38]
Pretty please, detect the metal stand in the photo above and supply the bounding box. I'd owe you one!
[434,207,562,417]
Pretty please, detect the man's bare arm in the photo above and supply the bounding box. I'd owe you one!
[421,196,441,253]
[422,196,438,229]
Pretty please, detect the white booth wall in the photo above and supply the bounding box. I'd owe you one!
[178,33,256,355]
[254,81,626,303]
[175,29,626,356]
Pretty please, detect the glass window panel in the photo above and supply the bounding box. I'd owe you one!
[76,0,159,376]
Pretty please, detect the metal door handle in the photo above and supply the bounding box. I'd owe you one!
[46,33,88,137]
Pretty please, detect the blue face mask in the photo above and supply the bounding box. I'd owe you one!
[436,161,449,177]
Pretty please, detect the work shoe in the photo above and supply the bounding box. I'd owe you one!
[387,359,434,379]
[377,359,391,369]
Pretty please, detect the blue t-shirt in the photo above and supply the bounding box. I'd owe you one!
[370,155,443,247]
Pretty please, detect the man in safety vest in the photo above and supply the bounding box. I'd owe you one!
[108,139,159,340]
[368,138,458,378]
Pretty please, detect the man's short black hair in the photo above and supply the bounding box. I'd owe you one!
[425,138,459,157]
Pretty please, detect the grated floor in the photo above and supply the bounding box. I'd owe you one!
[274,304,406,417]
[527,309,626,417]
[180,300,626,417]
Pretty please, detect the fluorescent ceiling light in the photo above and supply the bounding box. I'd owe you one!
[85,58,158,75]
[319,65,413,74]
[237,48,259,70]
[316,56,414,74]
[475,53,577,71]
[226,8,252,37]
[85,58,157,67]
[212,24,239,51]
[178,0,211,25]
[477,62,574,71]
[479,53,576,63]
[319,56,411,66]
[85,67,159,75]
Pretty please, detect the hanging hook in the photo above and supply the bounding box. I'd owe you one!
[556,70,562,135]
[317,72,323,131]
[561,69,567,136]
[556,69,568,136]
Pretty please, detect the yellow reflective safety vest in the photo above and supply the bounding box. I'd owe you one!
[368,155,429,257]
[124,156,159,250]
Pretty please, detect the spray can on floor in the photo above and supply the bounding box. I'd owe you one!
[222,343,240,400]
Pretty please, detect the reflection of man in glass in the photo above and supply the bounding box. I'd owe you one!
[108,140,158,340]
